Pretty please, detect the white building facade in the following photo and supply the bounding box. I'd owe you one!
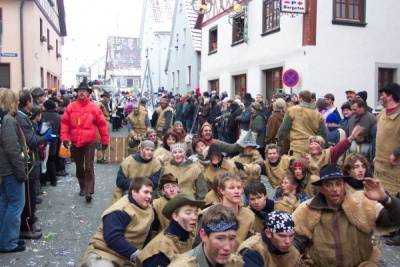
[199,0,400,108]
[140,0,176,94]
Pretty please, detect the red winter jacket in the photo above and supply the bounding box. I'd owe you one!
[60,98,109,147]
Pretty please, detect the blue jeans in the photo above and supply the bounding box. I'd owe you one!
[0,174,25,251]
[186,120,193,133]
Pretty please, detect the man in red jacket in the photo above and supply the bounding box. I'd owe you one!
[60,82,109,202]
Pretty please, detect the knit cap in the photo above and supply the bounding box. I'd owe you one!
[141,140,155,149]
[326,113,340,124]
[170,143,185,153]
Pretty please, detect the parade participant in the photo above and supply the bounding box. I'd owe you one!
[244,180,274,233]
[187,138,210,167]
[273,175,311,214]
[168,205,244,267]
[80,178,154,267]
[238,211,300,267]
[136,193,205,267]
[223,102,241,144]
[145,129,162,149]
[305,125,361,175]
[139,97,149,119]
[161,143,207,201]
[96,91,111,164]
[127,102,150,139]
[194,122,240,154]
[0,89,29,253]
[153,131,178,166]
[276,90,327,157]
[374,83,400,196]
[290,158,319,197]
[171,121,187,143]
[155,97,174,138]
[151,174,180,235]
[194,173,254,252]
[232,131,264,188]
[347,127,372,162]
[238,144,292,189]
[324,93,342,120]
[60,82,109,202]
[341,153,371,191]
[204,144,243,191]
[111,140,162,204]
[292,163,400,267]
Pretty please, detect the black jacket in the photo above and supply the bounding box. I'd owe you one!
[184,100,194,120]
[209,102,221,125]
[16,109,47,180]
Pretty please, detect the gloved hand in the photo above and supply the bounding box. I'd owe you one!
[234,161,244,170]
[185,134,193,143]
[102,144,108,150]
[44,129,58,142]
[63,140,69,148]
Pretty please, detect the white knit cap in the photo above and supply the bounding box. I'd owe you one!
[170,143,185,153]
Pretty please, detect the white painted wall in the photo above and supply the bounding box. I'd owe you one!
[199,0,400,108]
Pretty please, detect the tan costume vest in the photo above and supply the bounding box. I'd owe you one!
[375,109,400,195]
[306,149,331,176]
[232,150,264,187]
[81,196,154,267]
[152,197,170,233]
[299,175,319,197]
[111,155,161,204]
[246,207,264,233]
[264,155,291,188]
[293,191,380,266]
[156,106,174,132]
[237,234,301,267]
[204,159,237,191]
[288,105,324,156]
[153,147,172,166]
[136,232,193,267]
[127,112,148,137]
[162,160,202,198]
[273,194,301,214]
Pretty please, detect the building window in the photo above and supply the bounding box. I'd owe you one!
[209,79,219,94]
[378,68,396,91]
[183,28,186,46]
[232,13,245,44]
[209,27,218,53]
[234,74,247,96]
[56,40,59,54]
[127,79,133,87]
[172,72,175,90]
[186,65,191,85]
[333,0,366,25]
[134,79,140,87]
[0,64,11,87]
[40,67,44,88]
[176,70,180,89]
[263,0,280,34]
[264,67,283,99]
[40,18,43,41]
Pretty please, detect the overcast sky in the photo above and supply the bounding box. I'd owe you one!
[62,0,143,87]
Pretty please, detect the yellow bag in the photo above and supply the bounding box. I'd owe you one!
[58,142,71,158]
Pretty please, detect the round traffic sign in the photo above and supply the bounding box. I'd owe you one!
[282,69,300,87]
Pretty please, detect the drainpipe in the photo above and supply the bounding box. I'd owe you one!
[20,0,26,88]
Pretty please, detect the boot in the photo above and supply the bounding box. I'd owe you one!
[386,231,400,246]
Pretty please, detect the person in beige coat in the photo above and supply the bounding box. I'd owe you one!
[80,178,154,267]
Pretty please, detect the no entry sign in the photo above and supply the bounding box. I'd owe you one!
[282,69,300,87]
